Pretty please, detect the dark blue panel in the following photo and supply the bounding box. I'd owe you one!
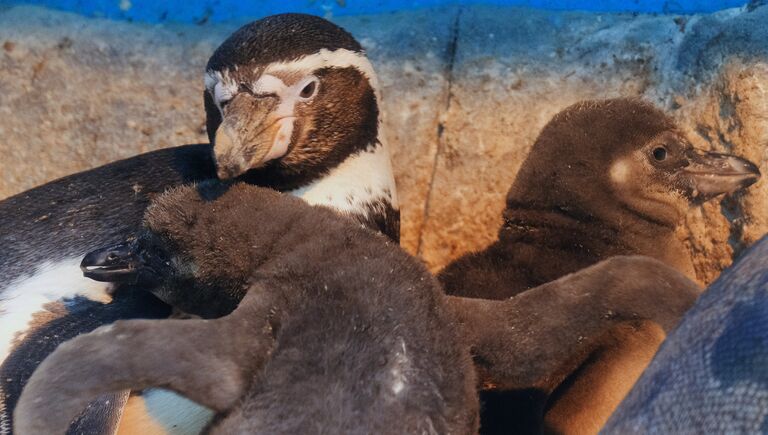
[0,0,750,23]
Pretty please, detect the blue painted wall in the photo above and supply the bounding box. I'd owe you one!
[1,0,749,23]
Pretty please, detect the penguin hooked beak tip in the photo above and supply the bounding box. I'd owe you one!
[81,242,143,283]
[216,163,246,181]
[212,109,295,180]
[681,151,761,201]
[213,125,251,180]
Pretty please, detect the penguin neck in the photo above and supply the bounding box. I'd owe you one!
[500,203,680,260]
[501,207,622,260]
[610,205,696,280]
[233,93,399,241]
[288,139,399,239]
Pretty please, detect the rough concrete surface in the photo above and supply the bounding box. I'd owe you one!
[1,4,767,284]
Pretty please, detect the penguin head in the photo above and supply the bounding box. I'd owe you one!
[81,182,300,317]
[204,14,380,182]
[508,98,760,228]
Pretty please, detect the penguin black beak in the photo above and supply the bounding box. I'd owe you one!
[680,151,761,201]
[81,242,144,283]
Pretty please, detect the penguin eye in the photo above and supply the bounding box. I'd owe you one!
[299,79,319,100]
[154,246,169,263]
[142,244,169,264]
[652,147,668,161]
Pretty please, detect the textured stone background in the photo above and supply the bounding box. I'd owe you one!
[1,5,767,283]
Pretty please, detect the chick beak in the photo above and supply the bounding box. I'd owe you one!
[680,150,761,201]
[81,242,142,283]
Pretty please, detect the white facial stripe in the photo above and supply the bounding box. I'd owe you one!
[265,118,295,162]
[205,48,381,107]
[206,70,234,93]
[253,74,301,118]
[203,71,218,90]
[264,48,381,102]
[210,72,315,119]
[252,74,286,95]
[213,82,235,106]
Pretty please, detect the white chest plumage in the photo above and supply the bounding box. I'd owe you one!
[290,141,399,214]
[0,259,113,363]
[0,260,115,435]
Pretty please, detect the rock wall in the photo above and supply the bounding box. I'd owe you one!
[1,5,766,283]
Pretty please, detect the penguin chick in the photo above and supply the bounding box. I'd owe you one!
[438,98,758,435]
[440,98,760,300]
[15,182,478,435]
[23,187,699,435]
[75,233,699,435]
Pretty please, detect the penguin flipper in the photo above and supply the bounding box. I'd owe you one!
[13,289,277,435]
[66,393,130,435]
[0,290,171,435]
[445,256,701,434]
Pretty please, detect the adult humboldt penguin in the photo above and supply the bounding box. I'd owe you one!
[0,13,398,434]
[439,98,761,434]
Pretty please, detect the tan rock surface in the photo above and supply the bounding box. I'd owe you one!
[335,9,457,254]
[1,5,766,283]
[0,7,223,194]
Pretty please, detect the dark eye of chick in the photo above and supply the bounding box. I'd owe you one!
[154,246,169,262]
[140,241,168,263]
[300,81,316,98]
[652,147,668,161]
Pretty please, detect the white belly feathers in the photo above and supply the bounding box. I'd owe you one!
[0,258,113,363]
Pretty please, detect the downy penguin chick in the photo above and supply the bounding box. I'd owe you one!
[440,98,760,300]
[25,189,700,435]
[15,182,478,435]
[439,98,758,435]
